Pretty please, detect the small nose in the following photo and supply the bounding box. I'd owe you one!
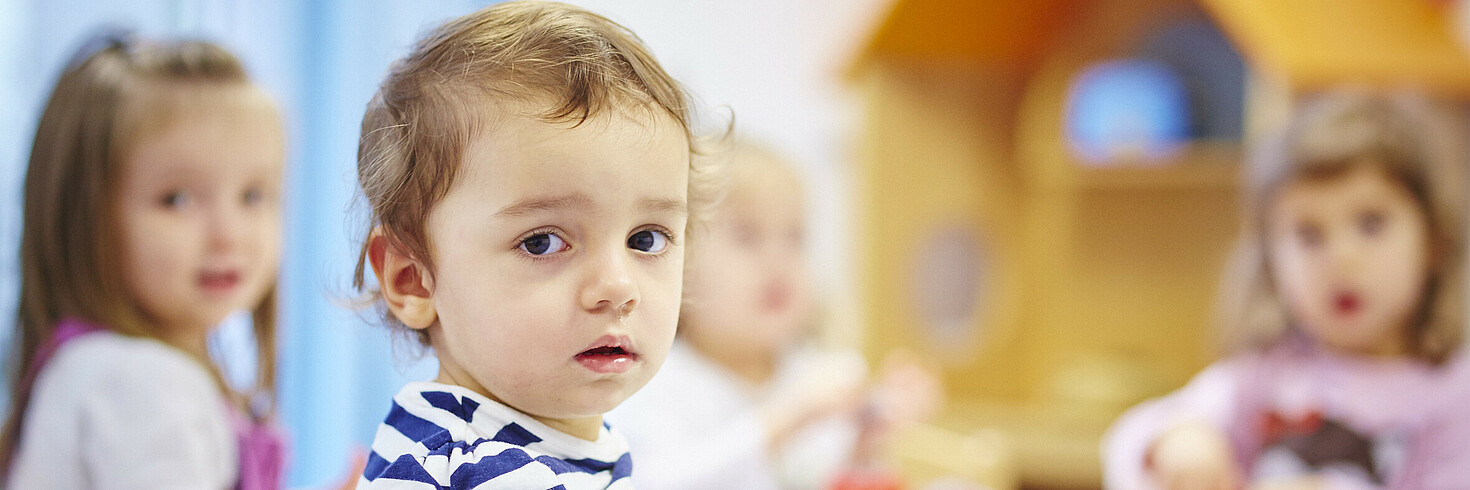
[1327,230,1359,260]
[207,198,246,252]
[580,247,639,316]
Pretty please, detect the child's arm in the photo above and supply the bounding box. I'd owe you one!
[1104,360,1248,490]
[1392,358,1470,489]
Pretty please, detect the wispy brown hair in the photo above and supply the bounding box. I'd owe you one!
[352,0,721,345]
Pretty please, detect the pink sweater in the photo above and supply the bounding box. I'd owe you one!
[1104,340,1470,489]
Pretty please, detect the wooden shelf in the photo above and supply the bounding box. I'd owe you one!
[1036,142,1243,190]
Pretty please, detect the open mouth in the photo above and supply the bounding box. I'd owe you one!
[576,337,637,374]
[1334,292,1361,316]
[580,345,630,356]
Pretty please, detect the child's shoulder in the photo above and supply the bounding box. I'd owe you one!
[1427,349,1470,393]
[363,382,633,488]
[16,330,236,480]
[43,330,217,396]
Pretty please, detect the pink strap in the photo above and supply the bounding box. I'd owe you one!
[20,318,101,395]
[230,404,288,490]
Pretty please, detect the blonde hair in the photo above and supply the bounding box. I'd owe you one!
[1220,90,1465,364]
[353,0,720,344]
[2,32,279,472]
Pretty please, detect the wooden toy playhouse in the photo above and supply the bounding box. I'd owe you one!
[847,0,1470,487]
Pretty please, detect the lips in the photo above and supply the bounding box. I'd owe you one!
[761,281,792,313]
[1334,291,1361,316]
[576,335,638,374]
[199,270,241,294]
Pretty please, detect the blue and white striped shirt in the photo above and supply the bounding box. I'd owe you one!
[359,381,634,489]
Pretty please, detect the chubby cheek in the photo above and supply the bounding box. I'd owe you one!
[621,256,680,371]
[774,268,813,318]
[245,221,283,304]
[1268,246,1326,325]
[441,271,570,357]
[255,216,284,270]
[645,268,683,340]
[1366,246,1430,322]
[687,250,761,323]
[119,217,186,289]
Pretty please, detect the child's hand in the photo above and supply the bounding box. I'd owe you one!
[869,350,943,430]
[335,446,368,490]
[760,352,867,448]
[1149,422,1242,490]
[847,350,943,468]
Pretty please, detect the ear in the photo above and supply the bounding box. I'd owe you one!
[367,227,437,330]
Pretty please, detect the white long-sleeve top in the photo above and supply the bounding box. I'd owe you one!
[606,340,865,490]
[7,330,237,489]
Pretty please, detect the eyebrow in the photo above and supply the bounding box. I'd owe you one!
[494,194,595,218]
[492,194,687,218]
[642,198,688,216]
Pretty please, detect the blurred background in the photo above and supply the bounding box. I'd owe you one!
[2,0,1470,488]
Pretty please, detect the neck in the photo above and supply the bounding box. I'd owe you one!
[528,413,604,442]
[152,321,232,402]
[1338,338,1409,359]
[434,359,604,442]
[156,324,212,361]
[1310,327,1411,360]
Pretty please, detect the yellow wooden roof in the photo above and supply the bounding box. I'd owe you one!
[849,0,1081,73]
[1200,0,1470,95]
[852,0,1470,95]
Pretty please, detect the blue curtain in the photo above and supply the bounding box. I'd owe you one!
[0,0,493,486]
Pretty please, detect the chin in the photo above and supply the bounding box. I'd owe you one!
[570,384,641,415]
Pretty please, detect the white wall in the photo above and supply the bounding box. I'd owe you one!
[570,0,890,343]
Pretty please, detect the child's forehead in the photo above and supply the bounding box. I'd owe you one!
[122,83,279,141]
[446,103,688,204]
[725,148,804,197]
[463,100,682,158]
[1284,161,1404,192]
[1274,164,1419,211]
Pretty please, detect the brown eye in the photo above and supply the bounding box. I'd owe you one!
[1358,210,1386,237]
[243,187,264,206]
[1296,221,1324,249]
[519,233,566,256]
[160,191,189,208]
[628,229,669,253]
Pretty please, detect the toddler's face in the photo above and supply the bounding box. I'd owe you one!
[1268,164,1431,357]
[683,153,811,359]
[424,107,687,428]
[116,87,283,343]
